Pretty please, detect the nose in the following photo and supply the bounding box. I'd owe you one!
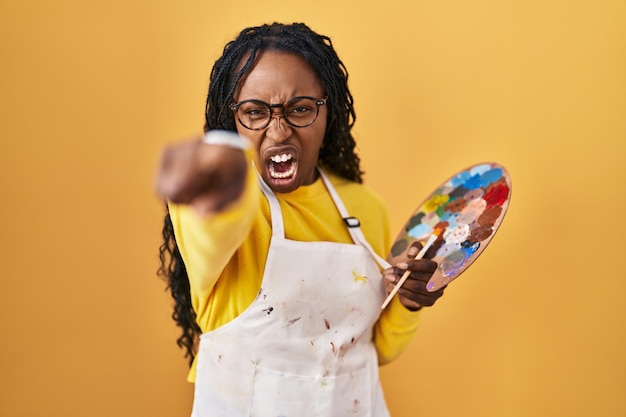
[265,114,292,142]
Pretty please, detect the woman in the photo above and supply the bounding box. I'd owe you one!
[155,22,445,416]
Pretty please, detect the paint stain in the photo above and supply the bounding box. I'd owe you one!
[263,307,274,316]
[443,224,470,244]
[352,269,367,284]
[350,305,364,316]
[437,241,461,258]
[324,319,331,330]
[285,317,301,326]
[478,205,502,226]
[464,188,485,201]
[469,223,493,241]
[390,238,409,257]
[461,241,480,257]
[407,223,432,240]
[484,181,510,208]
[449,185,469,199]
[338,343,349,359]
[406,212,425,229]
[423,193,449,212]
[440,249,468,277]
[444,197,466,213]
[330,342,336,355]
[479,167,503,186]
[463,174,483,190]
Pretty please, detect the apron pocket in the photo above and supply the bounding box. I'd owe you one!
[250,364,372,417]
[192,337,255,417]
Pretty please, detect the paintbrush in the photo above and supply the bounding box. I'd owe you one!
[380,228,441,309]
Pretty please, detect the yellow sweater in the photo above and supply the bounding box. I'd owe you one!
[169,156,422,382]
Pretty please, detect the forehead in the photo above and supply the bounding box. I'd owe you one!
[234,51,324,100]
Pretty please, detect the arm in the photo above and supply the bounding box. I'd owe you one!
[375,242,446,364]
[155,132,260,296]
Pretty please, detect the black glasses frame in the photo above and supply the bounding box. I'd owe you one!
[229,96,327,130]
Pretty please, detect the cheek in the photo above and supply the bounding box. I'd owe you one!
[235,126,261,148]
[234,127,263,164]
[309,116,327,153]
[304,130,325,162]
[234,125,249,140]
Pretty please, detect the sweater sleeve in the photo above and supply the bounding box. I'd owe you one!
[370,189,421,365]
[348,181,422,365]
[167,149,260,319]
[373,296,422,365]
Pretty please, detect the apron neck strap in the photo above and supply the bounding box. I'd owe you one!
[258,170,286,238]
[317,169,391,270]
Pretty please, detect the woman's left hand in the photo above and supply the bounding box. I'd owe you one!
[382,242,446,311]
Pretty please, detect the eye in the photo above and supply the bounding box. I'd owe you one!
[288,105,313,115]
[239,102,269,120]
[245,109,266,117]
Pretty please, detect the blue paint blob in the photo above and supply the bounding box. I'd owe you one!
[439,211,452,222]
[469,164,492,176]
[461,241,480,257]
[463,174,483,190]
[479,168,503,187]
[450,171,471,187]
[407,223,431,239]
[447,215,458,228]
[438,210,457,228]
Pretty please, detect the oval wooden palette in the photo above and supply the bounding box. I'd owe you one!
[387,162,512,292]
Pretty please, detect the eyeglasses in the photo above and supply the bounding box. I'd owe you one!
[229,96,327,130]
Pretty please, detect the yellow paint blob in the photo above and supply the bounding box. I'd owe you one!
[352,269,368,284]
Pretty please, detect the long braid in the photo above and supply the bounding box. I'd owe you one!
[158,22,363,366]
[157,211,201,366]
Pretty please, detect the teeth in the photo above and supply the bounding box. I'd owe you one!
[269,153,293,163]
[269,162,296,179]
[268,153,295,179]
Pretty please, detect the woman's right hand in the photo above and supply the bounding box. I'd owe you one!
[154,136,249,216]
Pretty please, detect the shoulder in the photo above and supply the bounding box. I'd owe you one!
[325,170,388,215]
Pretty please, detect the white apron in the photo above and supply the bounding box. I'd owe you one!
[191,170,392,417]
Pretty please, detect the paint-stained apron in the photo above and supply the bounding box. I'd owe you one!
[190,170,391,417]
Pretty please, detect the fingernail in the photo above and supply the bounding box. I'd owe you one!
[396,262,408,269]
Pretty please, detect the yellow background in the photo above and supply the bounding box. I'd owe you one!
[1,0,624,416]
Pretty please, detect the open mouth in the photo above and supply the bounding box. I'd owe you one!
[268,153,296,179]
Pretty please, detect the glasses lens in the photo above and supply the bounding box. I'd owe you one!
[284,97,320,128]
[236,100,271,130]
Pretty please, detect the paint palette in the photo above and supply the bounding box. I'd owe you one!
[387,162,511,292]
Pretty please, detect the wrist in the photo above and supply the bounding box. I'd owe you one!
[203,130,249,150]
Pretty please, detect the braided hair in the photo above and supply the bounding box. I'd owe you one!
[158,22,363,366]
